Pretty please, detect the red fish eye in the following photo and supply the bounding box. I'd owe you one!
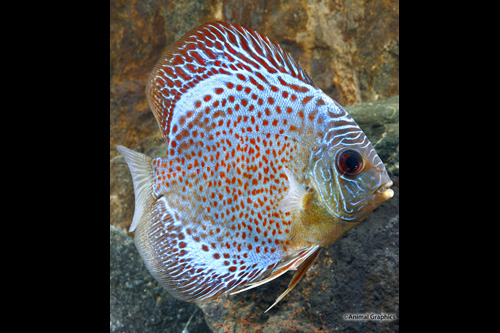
[337,150,364,176]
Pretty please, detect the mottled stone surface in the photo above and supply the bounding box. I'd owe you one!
[346,95,399,175]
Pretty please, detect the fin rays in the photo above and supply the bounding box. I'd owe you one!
[265,247,322,313]
[278,168,309,213]
[116,145,154,232]
[229,245,320,299]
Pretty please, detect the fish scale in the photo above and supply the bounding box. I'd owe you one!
[118,21,394,310]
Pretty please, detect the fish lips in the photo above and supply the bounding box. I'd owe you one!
[373,181,394,201]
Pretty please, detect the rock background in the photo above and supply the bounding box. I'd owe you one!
[110,0,399,331]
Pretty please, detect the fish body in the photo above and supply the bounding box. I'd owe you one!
[117,22,393,310]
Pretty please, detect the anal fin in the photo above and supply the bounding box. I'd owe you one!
[264,247,323,313]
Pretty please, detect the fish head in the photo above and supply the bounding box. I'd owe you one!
[310,128,393,224]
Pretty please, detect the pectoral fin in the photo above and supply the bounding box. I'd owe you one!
[278,168,310,213]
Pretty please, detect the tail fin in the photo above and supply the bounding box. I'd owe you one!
[116,145,155,232]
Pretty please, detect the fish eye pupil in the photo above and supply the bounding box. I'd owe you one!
[337,150,363,175]
[345,156,358,170]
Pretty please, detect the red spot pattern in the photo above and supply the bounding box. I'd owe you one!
[143,22,334,301]
[146,22,316,147]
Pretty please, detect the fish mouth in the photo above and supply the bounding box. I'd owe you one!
[374,181,394,200]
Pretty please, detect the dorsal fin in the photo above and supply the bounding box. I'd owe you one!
[146,21,316,145]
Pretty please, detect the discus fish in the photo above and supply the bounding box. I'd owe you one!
[117,22,393,312]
